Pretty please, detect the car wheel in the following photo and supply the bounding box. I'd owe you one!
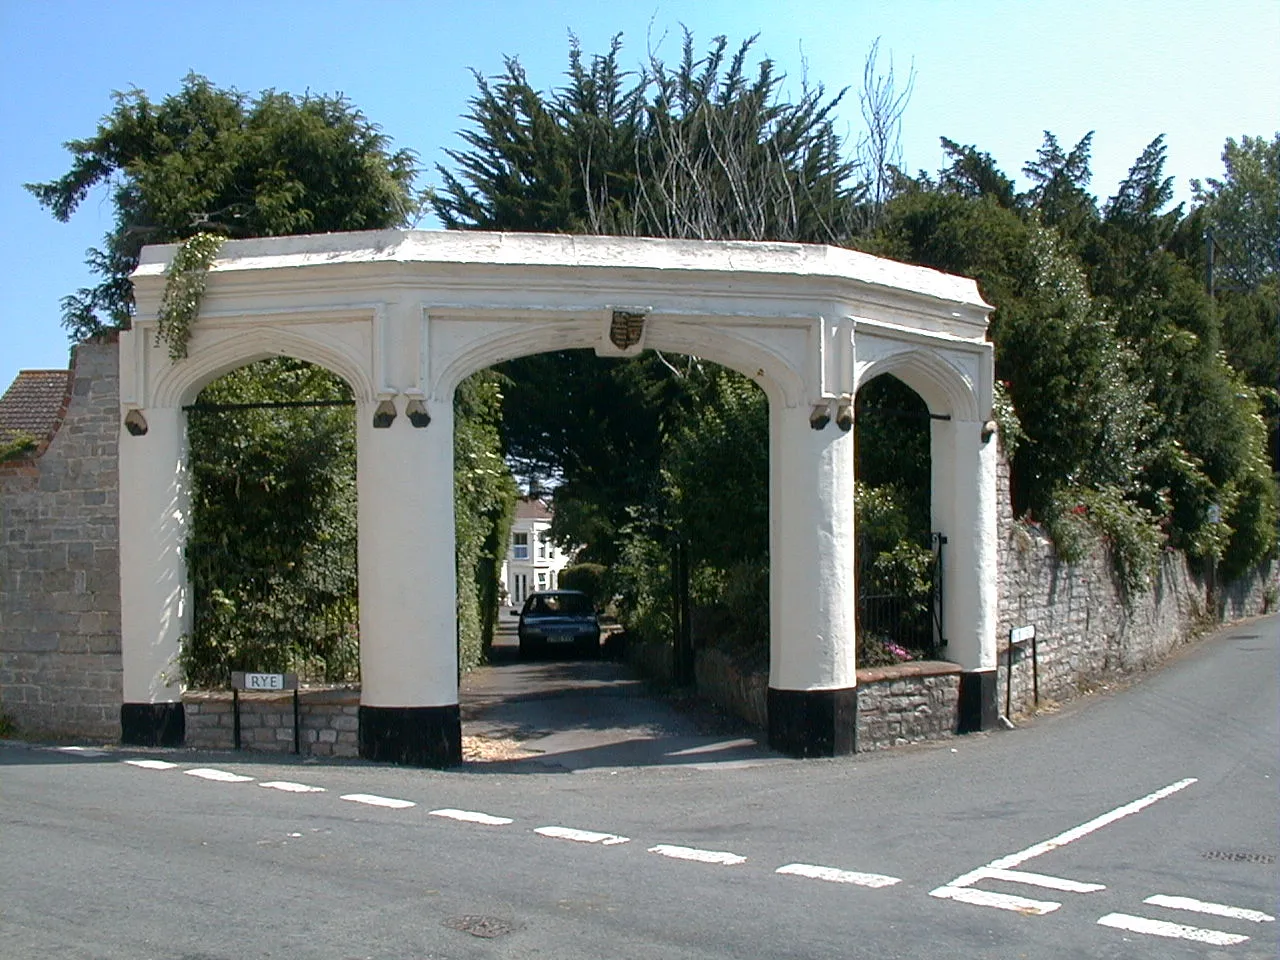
[576,635,600,659]
[519,638,540,660]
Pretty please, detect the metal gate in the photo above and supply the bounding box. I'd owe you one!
[856,532,945,660]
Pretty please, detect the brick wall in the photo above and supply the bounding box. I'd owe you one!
[1,338,122,737]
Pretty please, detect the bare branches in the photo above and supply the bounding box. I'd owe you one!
[856,38,915,232]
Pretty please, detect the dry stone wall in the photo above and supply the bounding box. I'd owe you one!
[0,338,122,737]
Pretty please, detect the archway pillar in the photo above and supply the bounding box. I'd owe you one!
[118,405,189,746]
[930,417,1000,731]
[355,398,461,767]
[767,401,858,757]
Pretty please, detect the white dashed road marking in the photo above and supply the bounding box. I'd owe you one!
[185,768,254,783]
[259,781,326,793]
[931,777,1196,912]
[123,759,178,770]
[776,863,901,888]
[56,746,109,757]
[341,794,415,809]
[648,844,746,866]
[1097,913,1250,946]
[535,826,630,845]
[429,808,512,825]
[1143,895,1274,924]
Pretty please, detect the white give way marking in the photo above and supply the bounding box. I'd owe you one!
[930,777,1197,915]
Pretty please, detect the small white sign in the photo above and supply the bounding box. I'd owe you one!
[1010,625,1036,645]
[244,673,285,690]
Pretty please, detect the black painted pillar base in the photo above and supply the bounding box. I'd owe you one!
[359,705,461,768]
[957,669,998,734]
[121,702,185,747]
[767,686,858,758]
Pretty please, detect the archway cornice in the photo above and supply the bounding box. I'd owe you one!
[133,229,994,340]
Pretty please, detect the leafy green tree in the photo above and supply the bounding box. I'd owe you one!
[1190,135,1279,471]
[32,76,516,680]
[1192,135,1280,292]
[28,73,419,340]
[875,132,1277,584]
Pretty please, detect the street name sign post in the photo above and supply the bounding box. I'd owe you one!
[1004,625,1039,720]
[230,672,301,753]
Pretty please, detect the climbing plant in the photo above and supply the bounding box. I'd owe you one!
[155,232,224,360]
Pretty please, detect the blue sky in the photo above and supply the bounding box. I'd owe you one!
[2,0,1277,390]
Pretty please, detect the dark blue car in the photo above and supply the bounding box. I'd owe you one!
[516,590,601,660]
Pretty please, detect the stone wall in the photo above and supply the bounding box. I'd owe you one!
[695,647,767,729]
[0,338,122,737]
[691,646,960,751]
[854,661,961,751]
[995,452,1278,719]
[184,688,360,757]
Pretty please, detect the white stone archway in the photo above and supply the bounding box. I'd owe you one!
[117,230,995,764]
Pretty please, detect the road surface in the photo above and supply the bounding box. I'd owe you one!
[2,616,1275,959]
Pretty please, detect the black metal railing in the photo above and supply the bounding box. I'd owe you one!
[856,532,945,661]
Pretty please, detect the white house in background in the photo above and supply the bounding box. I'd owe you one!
[501,497,574,606]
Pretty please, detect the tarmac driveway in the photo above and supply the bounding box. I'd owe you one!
[459,629,778,772]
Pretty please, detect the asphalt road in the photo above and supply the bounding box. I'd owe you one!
[2,616,1275,960]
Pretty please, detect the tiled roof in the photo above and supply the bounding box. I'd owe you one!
[0,369,72,447]
[514,497,553,520]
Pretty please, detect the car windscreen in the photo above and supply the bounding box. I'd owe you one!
[525,593,593,616]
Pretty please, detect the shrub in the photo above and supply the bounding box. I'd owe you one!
[558,563,608,606]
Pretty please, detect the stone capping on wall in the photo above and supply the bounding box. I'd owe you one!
[183,687,360,758]
[855,660,962,684]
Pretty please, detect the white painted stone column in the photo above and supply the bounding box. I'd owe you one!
[931,416,999,728]
[767,401,858,756]
[355,397,461,765]
[118,405,190,745]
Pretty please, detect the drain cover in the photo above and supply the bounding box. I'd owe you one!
[442,915,514,939]
[1202,851,1275,864]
